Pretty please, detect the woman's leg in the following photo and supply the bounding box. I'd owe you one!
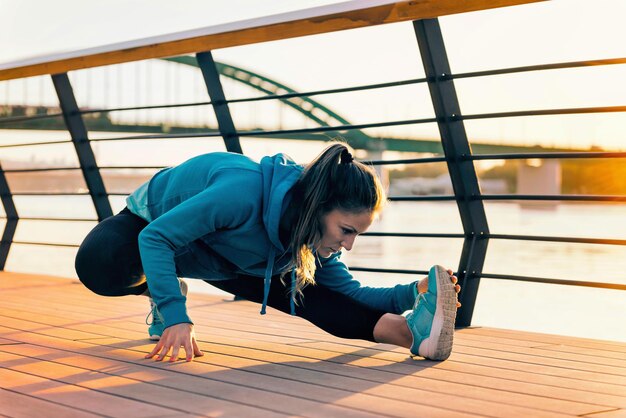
[207,274,387,342]
[75,207,149,297]
[373,314,412,348]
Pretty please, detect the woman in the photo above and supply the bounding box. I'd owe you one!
[75,143,460,363]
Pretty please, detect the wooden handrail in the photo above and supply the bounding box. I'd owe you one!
[0,0,543,81]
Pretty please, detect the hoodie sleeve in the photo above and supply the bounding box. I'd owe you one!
[138,176,257,329]
[313,252,418,314]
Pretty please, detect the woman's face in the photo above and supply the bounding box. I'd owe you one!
[317,209,375,258]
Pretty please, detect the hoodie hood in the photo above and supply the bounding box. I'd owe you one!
[260,153,303,251]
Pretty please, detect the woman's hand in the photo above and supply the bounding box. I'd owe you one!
[145,323,204,362]
[417,268,462,308]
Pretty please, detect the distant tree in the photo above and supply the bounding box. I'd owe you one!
[562,159,626,194]
[479,161,517,193]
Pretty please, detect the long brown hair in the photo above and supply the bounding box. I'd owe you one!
[285,142,386,298]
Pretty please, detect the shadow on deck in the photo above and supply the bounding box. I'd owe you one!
[1,272,625,417]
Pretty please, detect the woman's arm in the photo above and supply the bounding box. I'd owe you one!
[313,252,418,314]
[138,175,259,362]
[138,179,258,329]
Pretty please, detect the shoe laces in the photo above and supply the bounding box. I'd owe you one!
[145,300,164,326]
[412,291,427,310]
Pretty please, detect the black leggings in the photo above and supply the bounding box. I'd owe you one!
[75,208,385,341]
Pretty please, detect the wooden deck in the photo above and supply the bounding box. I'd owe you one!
[1,272,625,418]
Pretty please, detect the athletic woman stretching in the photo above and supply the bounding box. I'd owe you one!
[76,143,460,363]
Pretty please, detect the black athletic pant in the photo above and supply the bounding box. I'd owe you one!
[75,207,385,342]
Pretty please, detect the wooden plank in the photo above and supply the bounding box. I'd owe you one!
[0,0,545,81]
[459,327,626,353]
[1,290,624,390]
[528,344,626,361]
[456,332,626,360]
[0,308,114,341]
[3,315,625,414]
[259,336,626,392]
[4,295,626,389]
[3,286,621,394]
[136,296,626,359]
[0,277,77,292]
[172,306,626,368]
[195,303,626,358]
[0,349,300,418]
[0,309,613,418]
[0,331,589,418]
[64,316,623,394]
[181,338,626,404]
[452,343,626,376]
[132,313,626,383]
[6,290,625,382]
[474,340,626,367]
[0,388,101,418]
[582,409,626,418]
[0,340,476,418]
[0,274,624,414]
[0,368,179,417]
[182,300,626,367]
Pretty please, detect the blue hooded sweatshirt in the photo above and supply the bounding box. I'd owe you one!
[126,152,417,329]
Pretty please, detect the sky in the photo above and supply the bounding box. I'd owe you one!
[0,0,339,63]
[1,0,626,158]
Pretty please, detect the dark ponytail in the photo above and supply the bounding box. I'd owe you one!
[284,142,386,297]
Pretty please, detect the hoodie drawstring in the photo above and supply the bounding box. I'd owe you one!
[260,247,276,315]
[260,247,297,317]
[290,269,297,316]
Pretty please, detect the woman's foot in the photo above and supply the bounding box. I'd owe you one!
[406,265,458,360]
[417,268,461,308]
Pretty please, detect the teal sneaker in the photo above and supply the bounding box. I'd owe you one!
[146,278,188,341]
[406,265,457,360]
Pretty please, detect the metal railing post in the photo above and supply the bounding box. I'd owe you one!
[413,18,490,327]
[0,163,17,270]
[196,52,243,154]
[52,73,113,221]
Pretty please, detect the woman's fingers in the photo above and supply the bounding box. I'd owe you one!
[144,323,199,363]
[445,269,458,284]
[147,333,213,363]
[156,344,170,361]
[170,344,181,363]
[145,340,164,359]
[444,268,462,308]
[177,338,197,363]
[192,337,204,360]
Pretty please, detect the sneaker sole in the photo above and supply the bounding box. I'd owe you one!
[149,334,161,341]
[418,265,457,361]
[179,278,188,297]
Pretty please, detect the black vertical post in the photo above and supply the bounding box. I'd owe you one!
[0,164,17,270]
[52,73,113,221]
[196,51,243,154]
[413,19,490,327]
